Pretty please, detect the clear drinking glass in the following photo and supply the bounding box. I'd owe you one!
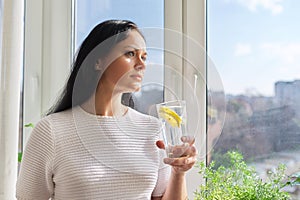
[156,100,188,158]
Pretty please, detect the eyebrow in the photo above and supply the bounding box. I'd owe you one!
[124,45,147,54]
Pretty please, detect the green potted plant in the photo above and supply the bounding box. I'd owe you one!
[194,151,300,200]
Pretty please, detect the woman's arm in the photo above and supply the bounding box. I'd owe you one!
[155,137,197,200]
[161,169,187,200]
[16,118,54,199]
[151,170,187,200]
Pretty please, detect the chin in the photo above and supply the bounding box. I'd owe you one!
[134,87,141,92]
[121,86,141,93]
[128,83,142,92]
[128,87,141,93]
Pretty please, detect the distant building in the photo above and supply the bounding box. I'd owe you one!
[275,80,300,117]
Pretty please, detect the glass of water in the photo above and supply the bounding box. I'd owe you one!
[156,100,188,158]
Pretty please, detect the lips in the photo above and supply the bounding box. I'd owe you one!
[130,74,143,81]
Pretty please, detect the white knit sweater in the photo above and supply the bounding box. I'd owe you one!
[16,106,170,200]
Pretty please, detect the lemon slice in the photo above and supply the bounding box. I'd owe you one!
[159,106,182,127]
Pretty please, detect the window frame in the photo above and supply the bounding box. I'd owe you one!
[164,0,207,194]
[0,0,24,198]
[23,0,207,197]
[23,0,72,144]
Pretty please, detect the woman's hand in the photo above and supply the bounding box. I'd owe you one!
[156,136,198,175]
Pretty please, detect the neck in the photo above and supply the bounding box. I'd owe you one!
[81,89,127,117]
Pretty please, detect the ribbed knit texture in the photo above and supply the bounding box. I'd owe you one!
[16,106,170,200]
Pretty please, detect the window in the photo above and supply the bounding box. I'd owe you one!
[208,0,300,198]
[22,1,206,198]
[23,0,72,145]
[74,0,164,115]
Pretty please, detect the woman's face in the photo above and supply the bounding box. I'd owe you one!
[99,29,147,94]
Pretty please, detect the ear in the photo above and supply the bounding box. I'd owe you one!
[95,59,103,70]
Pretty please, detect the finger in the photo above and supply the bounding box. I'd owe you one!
[185,156,197,165]
[163,157,182,165]
[156,140,165,149]
[169,143,189,157]
[173,162,196,172]
[183,145,198,157]
[164,156,197,173]
[181,136,195,145]
[168,144,198,158]
[164,156,197,166]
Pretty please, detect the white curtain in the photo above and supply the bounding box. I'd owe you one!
[0,0,24,199]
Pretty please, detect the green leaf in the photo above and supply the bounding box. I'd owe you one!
[18,152,23,162]
[194,150,291,200]
[24,123,34,128]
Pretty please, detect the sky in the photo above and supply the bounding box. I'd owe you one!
[208,0,300,96]
[75,0,300,97]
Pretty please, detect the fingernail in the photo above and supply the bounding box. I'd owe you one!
[181,136,187,142]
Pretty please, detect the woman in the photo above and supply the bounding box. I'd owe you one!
[16,20,197,200]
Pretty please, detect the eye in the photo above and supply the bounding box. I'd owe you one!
[125,51,135,57]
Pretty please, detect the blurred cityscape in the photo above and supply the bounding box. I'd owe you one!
[209,79,300,160]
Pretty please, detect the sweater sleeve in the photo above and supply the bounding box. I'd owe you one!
[16,117,55,200]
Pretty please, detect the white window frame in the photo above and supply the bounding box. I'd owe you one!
[164,0,206,196]
[23,0,72,144]
[23,0,206,198]
[0,0,24,199]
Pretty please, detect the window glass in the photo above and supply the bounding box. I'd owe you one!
[74,0,164,115]
[208,0,300,198]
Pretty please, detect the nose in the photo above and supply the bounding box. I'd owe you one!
[134,54,146,71]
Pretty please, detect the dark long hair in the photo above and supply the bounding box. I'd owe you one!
[47,20,143,115]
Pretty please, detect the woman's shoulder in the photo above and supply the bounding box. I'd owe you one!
[33,108,75,133]
[127,107,160,123]
[45,107,74,122]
